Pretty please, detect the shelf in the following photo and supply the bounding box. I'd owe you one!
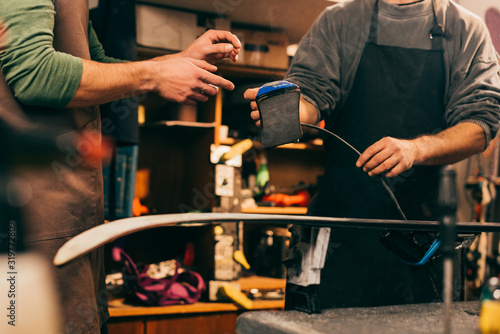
[220,137,324,151]
[242,206,308,215]
[108,299,284,318]
[141,121,216,128]
[237,276,286,290]
[466,176,500,186]
[216,62,287,79]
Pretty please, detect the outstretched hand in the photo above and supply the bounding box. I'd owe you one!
[180,30,241,64]
[152,57,235,105]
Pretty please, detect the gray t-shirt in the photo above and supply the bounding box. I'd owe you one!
[286,0,500,145]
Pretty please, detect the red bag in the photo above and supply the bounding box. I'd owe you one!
[112,247,205,306]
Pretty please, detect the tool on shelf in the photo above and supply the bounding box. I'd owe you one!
[233,250,251,270]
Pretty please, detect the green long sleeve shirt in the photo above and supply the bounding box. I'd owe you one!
[0,0,124,108]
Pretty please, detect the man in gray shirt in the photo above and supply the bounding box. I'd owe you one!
[246,0,500,308]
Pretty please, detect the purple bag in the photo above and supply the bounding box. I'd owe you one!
[112,247,205,306]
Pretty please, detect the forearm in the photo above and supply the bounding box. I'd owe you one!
[67,56,231,108]
[413,122,486,165]
[66,59,154,108]
[299,96,320,125]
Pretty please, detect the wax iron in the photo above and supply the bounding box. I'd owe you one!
[256,81,303,148]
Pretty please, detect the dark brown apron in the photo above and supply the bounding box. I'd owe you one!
[309,0,449,308]
[0,1,108,332]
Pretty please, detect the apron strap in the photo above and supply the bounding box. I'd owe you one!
[430,0,449,50]
[368,0,379,44]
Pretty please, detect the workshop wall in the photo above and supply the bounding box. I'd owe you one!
[458,0,500,54]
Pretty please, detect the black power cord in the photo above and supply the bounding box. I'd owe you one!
[300,123,407,220]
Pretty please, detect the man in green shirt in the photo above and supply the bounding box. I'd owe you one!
[0,0,240,333]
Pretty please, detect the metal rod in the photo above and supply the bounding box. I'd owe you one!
[443,257,454,334]
[438,166,458,334]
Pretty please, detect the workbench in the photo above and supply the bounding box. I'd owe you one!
[236,301,482,334]
[107,276,285,334]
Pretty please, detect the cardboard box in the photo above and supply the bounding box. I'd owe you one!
[232,29,289,70]
[136,4,230,52]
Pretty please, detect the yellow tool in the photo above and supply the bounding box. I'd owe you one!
[479,300,500,334]
[233,250,251,270]
[218,284,254,310]
[218,139,253,164]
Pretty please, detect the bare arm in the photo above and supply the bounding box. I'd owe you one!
[357,122,486,177]
[67,57,234,107]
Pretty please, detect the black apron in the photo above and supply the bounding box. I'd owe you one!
[310,0,448,308]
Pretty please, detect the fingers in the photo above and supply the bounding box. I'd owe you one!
[199,83,219,97]
[204,30,242,49]
[184,86,211,104]
[250,109,260,122]
[200,70,234,91]
[365,155,399,177]
[184,97,199,106]
[244,87,261,126]
[250,102,261,127]
[188,58,234,91]
[199,30,241,62]
[189,58,218,73]
[356,141,384,169]
[356,137,416,177]
[190,91,210,103]
[385,162,409,178]
[359,152,401,177]
[229,50,239,62]
[201,43,237,60]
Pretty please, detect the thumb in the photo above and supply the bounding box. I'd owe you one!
[199,43,234,62]
[244,87,260,101]
[205,43,235,55]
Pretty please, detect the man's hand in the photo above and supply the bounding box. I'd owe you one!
[179,30,241,64]
[152,57,234,105]
[356,137,419,178]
